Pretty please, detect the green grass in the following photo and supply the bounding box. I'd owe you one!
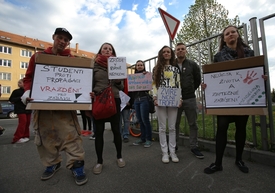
[150,106,275,151]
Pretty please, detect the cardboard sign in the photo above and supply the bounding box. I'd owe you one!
[157,87,181,107]
[108,57,127,79]
[202,55,267,115]
[127,73,153,91]
[27,54,94,110]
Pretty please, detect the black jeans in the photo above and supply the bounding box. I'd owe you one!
[215,115,249,166]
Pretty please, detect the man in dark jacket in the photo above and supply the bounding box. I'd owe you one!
[175,43,204,159]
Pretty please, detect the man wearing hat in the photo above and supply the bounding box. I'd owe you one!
[22,28,88,185]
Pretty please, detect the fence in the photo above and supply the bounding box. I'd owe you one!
[128,14,275,151]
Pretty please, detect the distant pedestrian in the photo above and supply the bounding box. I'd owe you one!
[9,79,31,143]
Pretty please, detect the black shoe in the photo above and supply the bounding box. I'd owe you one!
[41,162,61,180]
[123,138,129,143]
[71,160,88,185]
[191,148,204,159]
[204,163,223,174]
[235,160,249,173]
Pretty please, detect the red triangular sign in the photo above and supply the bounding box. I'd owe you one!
[158,8,180,41]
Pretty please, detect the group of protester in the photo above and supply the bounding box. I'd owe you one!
[4,25,267,186]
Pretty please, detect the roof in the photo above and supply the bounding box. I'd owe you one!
[0,30,95,58]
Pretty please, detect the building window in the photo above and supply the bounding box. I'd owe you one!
[0,59,12,67]
[21,49,32,57]
[0,46,12,54]
[0,72,11,80]
[20,74,25,79]
[1,86,11,94]
[20,62,28,69]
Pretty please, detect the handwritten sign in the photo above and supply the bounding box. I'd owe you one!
[127,73,153,91]
[157,87,181,107]
[119,91,130,111]
[31,64,93,103]
[204,66,266,108]
[108,57,127,79]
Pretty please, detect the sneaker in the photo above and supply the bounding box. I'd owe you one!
[191,148,204,159]
[71,166,88,185]
[89,135,95,140]
[16,138,28,144]
[144,140,152,148]
[235,160,249,173]
[117,158,126,168]
[162,153,169,164]
[23,138,30,142]
[123,138,129,143]
[204,163,223,174]
[93,164,103,174]
[133,139,145,145]
[170,153,179,163]
[41,162,61,180]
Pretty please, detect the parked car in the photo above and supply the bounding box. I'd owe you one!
[0,101,17,118]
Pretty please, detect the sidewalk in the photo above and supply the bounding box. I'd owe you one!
[0,121,275,193]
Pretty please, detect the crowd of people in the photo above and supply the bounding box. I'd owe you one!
[1,25,267,186]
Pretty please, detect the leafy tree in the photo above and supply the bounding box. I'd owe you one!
[174,0,240,64]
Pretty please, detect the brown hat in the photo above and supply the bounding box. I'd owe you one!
[54,28,73,40]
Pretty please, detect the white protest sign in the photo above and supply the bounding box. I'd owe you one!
[31,64,93,103]
[119,91,130,111]
[204,66,266,108]
[157,87,181,107]
[108,57,127,79]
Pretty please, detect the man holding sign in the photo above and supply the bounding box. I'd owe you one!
[152,45,182,164]
[22,28,87,185]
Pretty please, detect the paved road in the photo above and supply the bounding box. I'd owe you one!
[0,117,275,193]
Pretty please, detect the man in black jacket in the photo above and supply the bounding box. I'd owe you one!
[175,43,204,159]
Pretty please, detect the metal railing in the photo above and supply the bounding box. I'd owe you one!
[128,14,275,151]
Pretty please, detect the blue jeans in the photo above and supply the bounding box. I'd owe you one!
[134,96,152,141]
[120,108,130,138]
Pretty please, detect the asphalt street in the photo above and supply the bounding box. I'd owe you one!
[0,117,275,193]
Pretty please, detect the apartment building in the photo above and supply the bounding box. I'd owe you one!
[0,30,95,101]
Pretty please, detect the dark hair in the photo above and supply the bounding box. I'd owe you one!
[153,45,175,88]
[175,42,186,48]
[219,25,250,58]
[134,60,146,73]
[96,42,117,57]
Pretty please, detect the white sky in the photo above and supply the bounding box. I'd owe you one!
[0,0,274,89]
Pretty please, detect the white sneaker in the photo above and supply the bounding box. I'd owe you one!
[23,138,30,142]
[16,138,27,143]
[170,153,179,163]
[162,153,169,164]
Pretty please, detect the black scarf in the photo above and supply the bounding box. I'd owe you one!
[219,46,252,61]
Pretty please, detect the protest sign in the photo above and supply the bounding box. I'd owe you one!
[157,87,181,107]
[202,55,267,115]
[127,72,153,91]
[108,57,127,79]
[27,54,93,110]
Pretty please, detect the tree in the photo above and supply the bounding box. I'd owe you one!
[174,0,240,64]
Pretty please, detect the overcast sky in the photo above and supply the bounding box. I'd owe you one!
[0,0,274,88]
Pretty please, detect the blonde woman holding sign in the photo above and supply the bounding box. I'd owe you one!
[153,46,182,163]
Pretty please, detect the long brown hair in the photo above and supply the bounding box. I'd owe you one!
[219,25,250,58]
[153,45,175,88]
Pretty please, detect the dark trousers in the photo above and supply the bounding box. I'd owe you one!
[215,115,249,166]
[94,98,122,164]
